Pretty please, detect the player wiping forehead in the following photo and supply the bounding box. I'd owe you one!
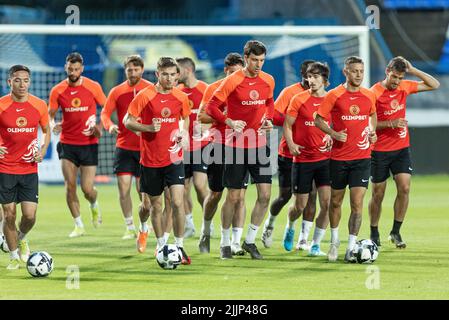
[282,62,332,256]
[368,56,440,248]
[125,57,192,265]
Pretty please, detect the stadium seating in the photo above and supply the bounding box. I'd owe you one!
[383,0,449,9]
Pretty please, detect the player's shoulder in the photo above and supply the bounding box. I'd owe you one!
[109,80,129,96]
[82,76,103,92]
[0,94,13,111]
[291,90,312,105]
[327,84,346,98]
[360,86,377,100]
[208,78,223,90]
[398,79,419,92]
[196,80,208,91]
[136,83,157,99]
[171,86,189,102]
[50,79,69,94]
[27,94,48,113]
[258,71,275,87]
[370,82,385,98]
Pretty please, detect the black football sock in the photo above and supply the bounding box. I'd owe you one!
[391,220,403,234]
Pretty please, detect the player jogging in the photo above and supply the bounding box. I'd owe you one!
[101,55,153,241]
[315,56,377,263]
[125,57,191,265]
[197,53,248,255]
[206,40,275,260]
[49,52,107,238]
[0,65,51,269]
[283,62,332,256]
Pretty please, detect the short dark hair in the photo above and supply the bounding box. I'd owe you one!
[157,57,180,73]
[387,56,407,73]
[176,57,196,72]
[300,60,316,78]
[344,56,364,68]
[66,52,84,65]
[243,40,267,57]
[8,65,31,78]
[306,62,330,82]
[124,55,144,68]
[224,53,244,67]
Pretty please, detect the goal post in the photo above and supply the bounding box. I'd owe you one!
[0,24,370,182]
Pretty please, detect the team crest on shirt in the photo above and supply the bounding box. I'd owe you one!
[249,90,260,100]
[161,107,171,118]
[71,98,81,108]
[390,99,399,110]
[16,117,27,127]
[349,105,360,115]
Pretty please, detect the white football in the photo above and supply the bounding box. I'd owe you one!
[156,244,182,270]
[26,251,54,277]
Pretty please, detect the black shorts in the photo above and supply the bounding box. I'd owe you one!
[57,142,98,167]
[224,146,272,189]
[371,147,413,183]
[113,147,141,177]
[140,163,185,197]
[292,159,330,194]
[330,158,371,190]
[207,143,249,192]
[278,155,293,189]
[0,173,39,204]
[184,145,211,179]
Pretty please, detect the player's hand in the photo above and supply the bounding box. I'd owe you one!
[391,118,408,129]
[259,119,274,132]
[33,150,43,163]
[52,122,62,135]
[288,143,304,156]
[331,128,347,142]
[402,58,415,73]
[109,124,120,135]
[369,130,377,144]
[148,118,162,133]
[92,125,103,139]
[0,146,8,159]
[178,130,189,150]
[323,134,333,151]
[228,119,246,133]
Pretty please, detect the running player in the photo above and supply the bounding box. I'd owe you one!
[49,52,107,238]
[197,53,247,255]
[0,65,51,269]
[283,62,331,256]
[369,56,439,248]
[315,56,377,263]
[101,55,153,240]
[261,60,319,251]
[171,57,209,239]
[124,57,191,264]
[206,40,275,260]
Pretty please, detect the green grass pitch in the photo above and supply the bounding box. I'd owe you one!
[1,175,448,299]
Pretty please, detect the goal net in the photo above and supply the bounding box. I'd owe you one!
[0,25,369,183]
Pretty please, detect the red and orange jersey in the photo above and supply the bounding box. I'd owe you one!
[286,90,330,163]
[101,79,153,151]
[206,69,275,149]
[49,77,106,146]
[127,86,190,168]
[178,80,209,151]
[0,94,49,174]
[371,80,419,152]
[275,82,306,158]
[199,79,226,144]
[318,84,376,161]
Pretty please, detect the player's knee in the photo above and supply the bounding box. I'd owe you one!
[65,182,77,195]
[398,184,410,196]
[226,191,242,205]
[257,192,271,207]
[372,188,385,202]
[3,208,16,222]
[209,191,222,204]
